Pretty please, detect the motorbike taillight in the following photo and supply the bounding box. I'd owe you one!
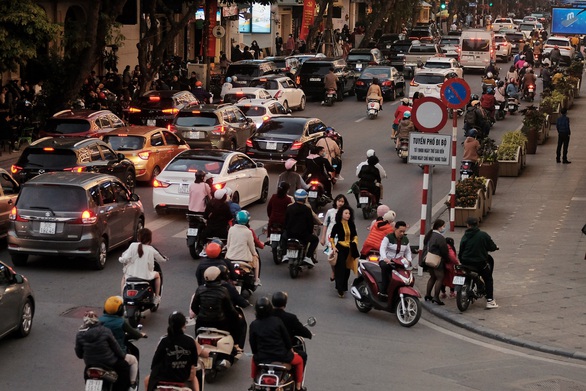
[368,255,380,262]
[126,290,138,297]
[198,337,218,346]
[260,376,278,386]
[87,368,105,378]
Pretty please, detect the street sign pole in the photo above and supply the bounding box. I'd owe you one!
[450,112,457,231]
[418,164,429,277]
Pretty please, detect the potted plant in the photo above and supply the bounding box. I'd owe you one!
[539,93,562,124]
[521,106,545,154]
[566,60,584,85]
[454,177,486,226]
[553,76,576,109]
[477,137,499,193]
[497,130,526,177]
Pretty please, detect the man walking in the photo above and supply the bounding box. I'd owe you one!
[556,108,571,164]
[275,32,283,56]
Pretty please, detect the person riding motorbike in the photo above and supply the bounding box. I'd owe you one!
[192,80,212,103]
[541,64,553,91]
[378,221,413,300]
[271,291,313,366]
[506,81,521,100]
[278,159,309,197]
[225,210,261,286]
[303,145,335,199]
[357,154,381,205]
[484,61,499,79]
[482,71,496,93]
[480,87,496,122]
[316,127,343,180]
[463,128,481,176]
[321,67,338,105]
[225,186,242,219]
[495,80,506,108]
[195,241,235,285]
[188,170,212,214]
[549,45,562,67]
[267,181,294,242]
[249,297,305,391]
[522,68,537,97]
[284,189,320,266]
[360,210,397,257]
[220,76,233,100]
[365,77,383,108]
[514,54,527,70]
[395,110,415,149]
[464,100,484,133]
[392,98,411,139]
[203,189,233,240]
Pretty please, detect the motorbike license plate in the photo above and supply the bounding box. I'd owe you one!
[39,222,56,234]
[85,379,103,391]
[287,249,299,258]
[528,88,534,92]
[359,196,369,204]
[178,183,189,194]
[187,228,198,236]
[266,141,277,150]
[270,233,281,243]
[308,191,318,198]
[202,357,213,369]
[147,119,156,126]
[508,104,516,109]
[310,78,321,82]
[452,276,465,285]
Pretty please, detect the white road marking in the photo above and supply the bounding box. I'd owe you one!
[355,117,366,122]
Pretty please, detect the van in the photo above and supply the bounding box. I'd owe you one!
[459,30,496,71]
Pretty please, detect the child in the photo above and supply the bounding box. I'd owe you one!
[440,237,460,299]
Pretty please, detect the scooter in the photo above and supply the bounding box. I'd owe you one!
[196,326,238,383]
[396,137,409,163]
[495,101,506,121]
[231,258,259,299]
[306,179,331,213]
[251,317,316,391]
[453,264,487,312]
[366,98,380,119]
[460,160,477,180]
[284,238,313,279]
[350,252,422,327]
[324,88,336,106]
[265,223,285,265]
[358,189,377,219]
[186,213,206,260]
[123,261,164,328]
[84,367,118,391]
[507,97,519,114]
[524,84,535,102]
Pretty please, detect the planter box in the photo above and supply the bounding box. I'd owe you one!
[454,190,485,227]
[538,118,550,145]
[526,127,538,154]
[498,146,522,177]
[478,162,498,194]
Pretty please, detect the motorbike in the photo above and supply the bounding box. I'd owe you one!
[265,224,285,265]
[358,189,377,219]
[155,356,206,390]
[459,160,477,180]
[366,98,380,119]
[231,257,260,299]
[324,88,336,106]
[307,179,330,212]
[453,264,488,312]
[196,325,238,383]
[448,107,464,119]
[284,238,313,279]
[350,251,422,327]
[495,101,506,121]
[84,367,118,391]
[123,261,164,327]
[186,213,206,260]
[523,84,536,102]
[251,317,316,391]
[506,97,519,115]
[396,137,409,163]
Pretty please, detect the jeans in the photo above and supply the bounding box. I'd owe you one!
[478,263,494,301]
[556,133,570,162]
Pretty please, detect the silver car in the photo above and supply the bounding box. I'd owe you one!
[0,261,34,339]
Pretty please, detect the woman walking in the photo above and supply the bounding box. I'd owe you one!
[423,219,449,305]
[321,194,350,281]
[329,206,360,298]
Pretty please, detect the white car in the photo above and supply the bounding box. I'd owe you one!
[222,88,273,104]
[492,17,514,32]
[249,75,307,111]
[439,36,460,58]
[153,149,269,213]
[235,98,291,129]
[494,34,512,62]
[409,68,451,100]
[423,56,463,78]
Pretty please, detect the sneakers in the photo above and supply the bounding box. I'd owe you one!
[153,295,161,306]
[337,175,344,181]
[321,101,325,105]
[303,257,314,266]
[129,384,138,391]
[377,292,388,301]
[199,249,207,257]
[254,278,262,286]
[486,299,499,309]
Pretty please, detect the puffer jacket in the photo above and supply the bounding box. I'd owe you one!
[190,282,238,323]
[75,323,126,367]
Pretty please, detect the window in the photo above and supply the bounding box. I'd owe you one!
[89,185,101,206]
[112,182,130,202]
[232,108,247,123]
[175,112,219,127]
[0,173,17,195]
[223,110,237,123]
[100,182,116,204]
[240,155,256,170]
[151,133,164,147]
[17,185,88,211]
[99,145,116,161]
[87,145,103,162]
[238,106,266,116]
[163,131,181,146]
[97,117,111,128]
[228,156,244,173]
[461,39,490,52]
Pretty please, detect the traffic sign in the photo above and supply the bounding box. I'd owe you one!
[408,133,452,165]
[411,97,448,133]
[440,78,471,109]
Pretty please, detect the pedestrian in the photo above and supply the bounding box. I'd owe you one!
[423,219,449,305]
[556,108,571,164]
[275,32,283,56]
[250,40,261,59]
[329,205,359,298]
[219,51,230,74]
[440,237,460,299]
[458,217,499,309]
[320,194,350,281]
[286,34,295,55]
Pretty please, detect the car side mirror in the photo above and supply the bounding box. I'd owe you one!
[117,153,125,160]
[256,162,264,168]
[287,109,292,114]
[14,274,24,284]
[130,193,140,202]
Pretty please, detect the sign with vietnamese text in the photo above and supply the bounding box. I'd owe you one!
[300,0,316,41]
[408,133,451,165]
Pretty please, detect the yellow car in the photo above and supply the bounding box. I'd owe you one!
[103,126,189,183]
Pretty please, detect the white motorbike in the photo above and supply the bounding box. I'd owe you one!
[366,98,380,119]
[196,326,238,383]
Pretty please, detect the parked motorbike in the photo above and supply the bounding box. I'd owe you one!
[324,88,336,106]
[460,160,477,180]
[186,213,206,260]
[366,98,380,119]
[196,326,238,383]
[251,317,316,391]
[123,261,164,327]
[523,84,536,102]
[284,239,313,279]
[396,137,409,163]
[453,264,487,312]
[507,97,519,114]
[358,189,377,219]
[350,252,422,327]
[307,179,330,212]
[231,258,259,299]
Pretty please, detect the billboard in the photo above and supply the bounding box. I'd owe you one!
[251,3,271,33]
[552,7,586,35]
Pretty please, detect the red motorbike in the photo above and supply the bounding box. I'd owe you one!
[358,189,377,219]
[350,251,422,327]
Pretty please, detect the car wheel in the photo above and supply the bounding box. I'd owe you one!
[132,218,144,242]
[348,87,355,96]
[92,237,108,270]
[11,254,28,267]
[259,177,269,203]
[298,96,306,111]
[151,166,161,182]
[391,88,397,101]
[125,170,136,192]
[15,299,34,338]
[232,191,240,204]
[155,207,167,216]
[230,139,238,151]
[337,84,345,101]
[282,100,289,111]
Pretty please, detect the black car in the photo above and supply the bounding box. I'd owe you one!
[11,137,136,191]
[225,60,279,87]
[296,57,356,100]
[354,66,406,101]
[377,34,404,58]
[245,117,329,163]
[387,40,413,71]
[346,48,385,75]
[127,90,199,127]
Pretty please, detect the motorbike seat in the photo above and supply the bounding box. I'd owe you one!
[125,277,152,284]
[362,261,383,285]
[455,264,481,273]
[85,366,118,383]
[258,362,292,371]
[230,260,253,272]
[197,327,231,337]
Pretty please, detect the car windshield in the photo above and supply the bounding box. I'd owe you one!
[495,19,511,23]
[347,54,373,62]
[174,112,219,127]
[461,39,490,52]
[300,63,331,75]
[255,120,303,136]
[441,38,459,45]
[505,34,524,42]
[360,68,391,79]
[18,149,78,169]
[44,119,91,135]
[136,96,175,108]
[547,39,570,47]
[18,185,88,211]
[425,62,451,69]
[237,106,267,116]
[391,43,412,52]
[409,46,436,53]
[414,74,445,84]
[103,135,146,151]
[166,157,224,174]
[223,93,257,103]
[249,79,280,89]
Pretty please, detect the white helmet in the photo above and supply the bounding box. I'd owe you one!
[366,149,375,158]
[486,72,493,78]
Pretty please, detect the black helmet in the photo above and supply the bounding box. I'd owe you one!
[217,264,229,281]
[271,291,288,308]
[497,80,505,87]
[446,72,458,79]
[466,128,478,138]
[255,296,273,318]
[470,94,479,101]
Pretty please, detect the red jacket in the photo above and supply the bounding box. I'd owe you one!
[394,105,411,125]
[267,194,293,228]
[480,93,495,110]
[360,220,395,256]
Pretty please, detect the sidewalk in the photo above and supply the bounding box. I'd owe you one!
[414,88,586,360]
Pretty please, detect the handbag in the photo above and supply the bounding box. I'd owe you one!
[328,250,338,266]
[424,252,442,268]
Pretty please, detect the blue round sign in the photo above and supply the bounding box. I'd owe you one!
[440,78,471,109]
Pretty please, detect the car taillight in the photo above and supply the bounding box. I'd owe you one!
[153,179,171,188]
[162,108,179,115]
[212,125,226,135]
[213,183,225,191]
[291,141,303,150]
[126,290,138,297]
[138,151,150,160]
[9,207,28,222]
[246,139,253,148]
[81,210,97,224]
[11,165,22,174]
[262,115,270,122]
[274,90,282,99]
[410,80,419,86]
[296,76,300,85]
[198,338,218,346]
[64,166,87,173]
[382,80,392,87]
[355,80,364,86]
[167,124,177,132]
[129,107,141,113]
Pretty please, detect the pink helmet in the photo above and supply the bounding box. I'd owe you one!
[285,158,297,170]
[376,204,390,217]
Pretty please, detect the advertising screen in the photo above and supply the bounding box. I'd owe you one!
[239,7,251,33]
[552,7,586,35]
[251,3,271,33]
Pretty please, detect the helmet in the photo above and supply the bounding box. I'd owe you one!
[486,72,493,79]
[403,111,411,118]
[486,87,494,94]
[471,100,480,106]
[104,296,124,315]
[232,76,238,81]
[255,296,273,318]
[205,242,222,259]
[523,62,529,68]
[225,187,233,198]
[225,76,232,83]
[467,128,478,138]
[217,264,229,281]
[401,97,409,105]
[284,158,297,170]
[204,266,221,282]
[294,189,308,201]
[490,60,495,65]
[383,210,396,223]
[366,149,375,157]
[520,55,526,60]
[196,81,203,87]
[446,72,458,79]
[271,291,288,308]
[376,204,390,217]
[214,188,227,200]
[235,210,250,225]
[498,80,505,87]
[470,94,479,101]
[325,127,336,137]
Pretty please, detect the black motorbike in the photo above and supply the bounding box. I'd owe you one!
[84,366,118,391]
[186,213,206,259]
[358,189,377,219]
[266,223,285,265]
[123,261,164,327]
[453,254,495,312]
[495,101,506,121]
[460,160,477,180]
[306,179,331,212]
[285,238,314,279]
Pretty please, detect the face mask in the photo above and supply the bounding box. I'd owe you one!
[439,227,447,234]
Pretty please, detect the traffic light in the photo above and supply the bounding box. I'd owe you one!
[489,1,493,6]
[440,1,446,10]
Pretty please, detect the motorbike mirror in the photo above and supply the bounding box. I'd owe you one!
[306,316,317,327]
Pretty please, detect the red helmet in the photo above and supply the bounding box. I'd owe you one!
[205,242,222,259]
[196,81,203,87]
[98,92,106,100]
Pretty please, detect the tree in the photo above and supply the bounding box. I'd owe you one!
[0,1,59,73]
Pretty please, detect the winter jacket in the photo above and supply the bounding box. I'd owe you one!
[75,323,126,367]
[285,202,315,242]
[249,315,293,363]
[361,220,394,256]
[458,226,498,266]
[190,282,238,323]
[267,194,293,227]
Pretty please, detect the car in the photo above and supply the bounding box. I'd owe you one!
[170,103,256,150]
[102,126,189,183]
[387,39,414,71]
[245,116,330,164]
[225,60,279,87]
[290,53,323,64]
[494,34,513,62]
[513,19,524,28]
[518,22,538,39]
[11,137,137,191]
[222,87,273,104]
[439,36,461,58]
[153,149,269,213]
[409,68,451,100]
[492,17,515,32]
[408,25,439,42]
[235,99,291,129]
[263,56,301,78]
[354,66,406,101]
[543,36,576,66]
[296,57,356,100]
[505,32,525,54]
[0,261,34,339]
[8,172,144,269]
[0,169,20,239]
[522,16,537,23]
[423,57,463,78]
[346,48,385,75]
[39,109,126,138]
[376,33,404,58]
[127,90,199,127]
[249,75,307,111]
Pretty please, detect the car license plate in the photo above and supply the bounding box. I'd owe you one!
[287,249,299,258]
[147,119,156,126]
[356,63,363,70]
[266,141,277,150]
[202,357,213,369]
[179,183,189,194]
[359,196,369,204]
[39,222,56,234]
[270,233,281,243]
[187,228,198,236]
[309,77,321,82]
[85,379,103,391]
[308,191,318,198]
[186,131,205,139]
[453,276,465,285]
